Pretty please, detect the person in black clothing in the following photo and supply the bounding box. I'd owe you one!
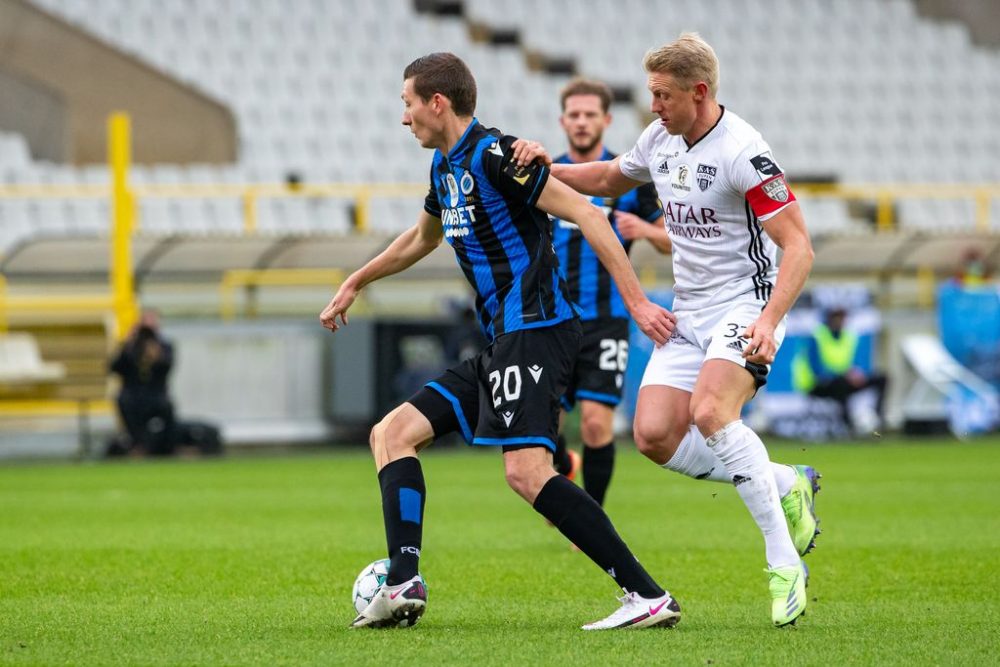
[109,309,177,455]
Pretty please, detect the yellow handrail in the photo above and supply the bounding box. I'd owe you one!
[0,399,112,417]
[2,181,995,232]
[793,182,1000,232]
[0,295,114,311]
[219,267,346,320]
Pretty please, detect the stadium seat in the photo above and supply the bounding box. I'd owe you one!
[0,333,67,384]
[66,198,109,233]
[1,0,996,241]
[0,133,32,168]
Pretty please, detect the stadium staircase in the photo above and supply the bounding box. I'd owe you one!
[0,314,112,459]
[0,319,111,407]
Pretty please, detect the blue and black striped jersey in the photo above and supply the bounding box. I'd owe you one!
[424,119,578,341]
[551,149,663,321]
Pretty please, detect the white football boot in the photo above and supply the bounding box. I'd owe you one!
[581,591,681,630]
[350,575,427,629]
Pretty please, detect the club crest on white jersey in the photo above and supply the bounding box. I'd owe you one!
[618,109,797,308]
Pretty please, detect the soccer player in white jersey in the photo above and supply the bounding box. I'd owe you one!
[513,33,820,627]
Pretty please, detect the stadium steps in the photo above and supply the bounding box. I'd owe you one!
[0,321,111,406]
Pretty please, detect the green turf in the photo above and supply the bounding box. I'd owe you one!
[1,437,998,666]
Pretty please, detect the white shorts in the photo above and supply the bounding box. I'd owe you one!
[639,297,787,394]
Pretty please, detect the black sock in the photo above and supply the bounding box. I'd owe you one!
[533,475,664,598]
[378,457,426,585]
[552,434,573,476]
[583,441,615,506]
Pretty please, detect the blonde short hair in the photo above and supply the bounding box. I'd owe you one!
[643,32,719,97]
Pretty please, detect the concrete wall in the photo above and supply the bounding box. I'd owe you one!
[0,0,236,164]
[167,320,332,445]
[914,0,1000,48]
[0,66,68,162]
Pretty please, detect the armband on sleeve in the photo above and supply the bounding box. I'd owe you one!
[746,174,796,219]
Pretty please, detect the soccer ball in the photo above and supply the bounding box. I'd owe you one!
[351,559,427,615]
[352,559,390,614]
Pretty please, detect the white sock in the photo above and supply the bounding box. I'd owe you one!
[664,425,798,497]
[706,420,799,568]
[662,425,730,481]
[771,463,797,498]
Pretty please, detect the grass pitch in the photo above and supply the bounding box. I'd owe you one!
[1,437,998,666]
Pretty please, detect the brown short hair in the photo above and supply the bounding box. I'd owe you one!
[403,53,477,117]
[559,77,613,113]
[643,32,719,97]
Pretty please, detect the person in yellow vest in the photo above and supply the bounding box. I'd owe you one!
[952,248,993,287]
[793,307,887,433]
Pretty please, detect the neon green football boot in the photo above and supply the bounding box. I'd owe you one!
[767,563,807,627]
[780,465,821,556]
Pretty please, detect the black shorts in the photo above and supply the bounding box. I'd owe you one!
[408,320,582,452]
[562,318,630,411]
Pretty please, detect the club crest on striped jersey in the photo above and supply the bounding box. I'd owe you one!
[460,172,475,195]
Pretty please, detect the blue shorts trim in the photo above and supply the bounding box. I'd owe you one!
[472,436,556,452]
[575,389,622,407]
[425,381,473,444]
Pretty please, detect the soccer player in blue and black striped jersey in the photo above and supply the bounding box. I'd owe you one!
[549,78,671,510]
[321,53,682,631]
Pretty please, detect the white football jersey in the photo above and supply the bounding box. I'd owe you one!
[619,108,796,310]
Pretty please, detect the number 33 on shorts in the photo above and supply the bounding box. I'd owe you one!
[707,302,786,368]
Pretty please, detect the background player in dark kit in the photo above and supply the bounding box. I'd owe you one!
[548,77,670,508]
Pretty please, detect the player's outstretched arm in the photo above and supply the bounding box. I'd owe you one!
[320,211,444,332]
[510,140,640,198]
[536,177,676,345]
[741,203,814,363]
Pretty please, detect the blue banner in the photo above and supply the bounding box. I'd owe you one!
[938,284,1000,391]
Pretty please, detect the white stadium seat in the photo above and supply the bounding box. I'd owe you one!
[0,0,995,241]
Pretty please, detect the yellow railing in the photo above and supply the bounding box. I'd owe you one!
[0,273,115,333]
[792,182,1000,232]
[2,175,997,328]
[2,181,997,235]
[123,182,427,234]
[0,398,112,417]
[219,267,346,320]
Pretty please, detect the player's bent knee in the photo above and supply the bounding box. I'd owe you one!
[503,466,531,498]
[503,455,551,502]
[692,398,729,437]
[633,420,687,464]
[581,415,613,447]
[367,420,387,458]
[369,405,426,464]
